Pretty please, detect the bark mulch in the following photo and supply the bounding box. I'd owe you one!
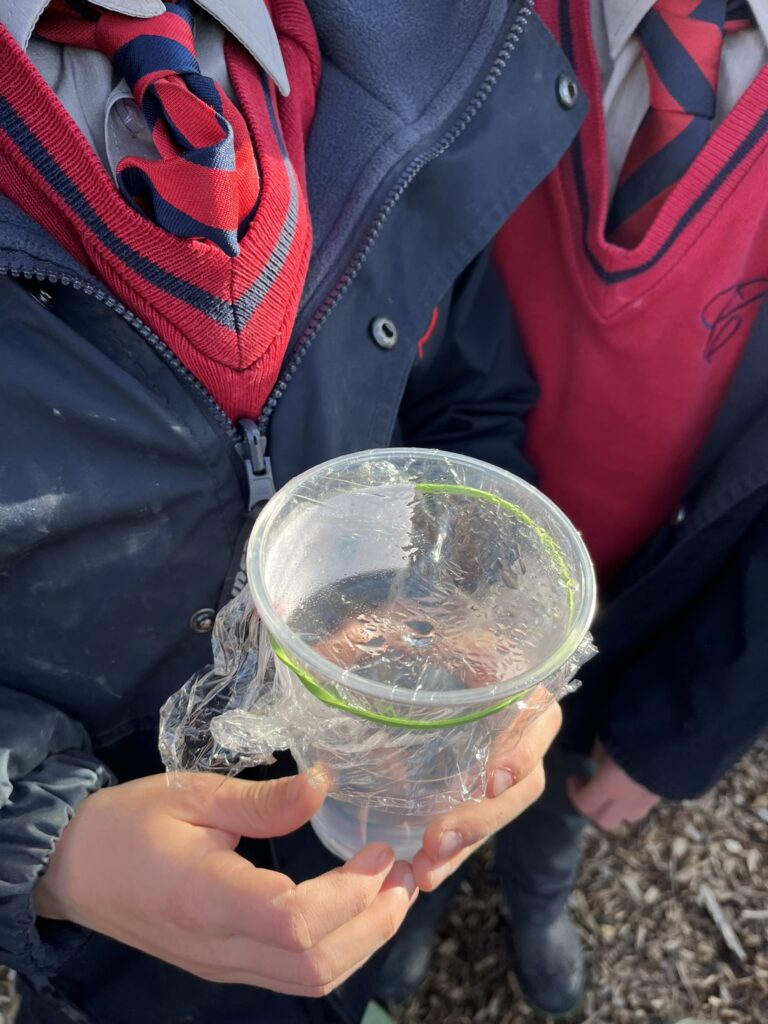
[1,740,765,1024]
[397,738,768,1024]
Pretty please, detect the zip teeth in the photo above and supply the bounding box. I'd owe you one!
[256,0,535,434]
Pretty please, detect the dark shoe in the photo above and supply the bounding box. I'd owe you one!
[374,930,434,1005]
[373,871,463,1003]
[510,910,585,1017]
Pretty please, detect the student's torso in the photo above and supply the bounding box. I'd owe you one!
[0,0,583,749]
[495,0,768,580]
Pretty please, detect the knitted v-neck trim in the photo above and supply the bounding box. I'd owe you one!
[549,0,768,308]
[0,26,305,369]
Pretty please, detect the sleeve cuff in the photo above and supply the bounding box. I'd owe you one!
[0,750,114,978]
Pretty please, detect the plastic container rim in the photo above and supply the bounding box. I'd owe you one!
[246,448,596,710]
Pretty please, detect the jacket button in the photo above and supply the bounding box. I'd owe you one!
[34,287,54,309]
[672,506,686,526]
[556,73,579,110]
[371,316,398,349]
[189,608,216,634]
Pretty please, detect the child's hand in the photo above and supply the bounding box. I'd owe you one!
[33,772,416,996]
[566,740,660,829]
[411,700,562,890]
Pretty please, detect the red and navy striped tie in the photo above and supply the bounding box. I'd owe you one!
[607,0,736,247]
[37,0,259,257]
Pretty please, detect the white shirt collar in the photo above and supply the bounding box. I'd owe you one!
[0,0,289,95]
[604,0,768,59]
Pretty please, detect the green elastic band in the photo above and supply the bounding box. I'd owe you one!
[267,482,574,729]
[268,634,533,729]
[414,483,577,614]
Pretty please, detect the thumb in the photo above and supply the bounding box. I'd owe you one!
[184,770,328,839]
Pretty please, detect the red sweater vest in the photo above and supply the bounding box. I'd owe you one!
[494,0,768,575]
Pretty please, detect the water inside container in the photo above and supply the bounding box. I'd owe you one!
[288,550,569,696]
[257,469,587,859]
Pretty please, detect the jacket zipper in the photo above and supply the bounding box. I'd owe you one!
[255,0,536,436]
[0,0,535,505]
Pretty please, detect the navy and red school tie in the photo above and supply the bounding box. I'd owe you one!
[608,0,754,247]
[37,0,258,256]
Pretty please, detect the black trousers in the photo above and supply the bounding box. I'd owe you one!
[495,745,594,925]
[15,975,351,1024]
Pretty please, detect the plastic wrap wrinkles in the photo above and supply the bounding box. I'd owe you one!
[159,586,596,814]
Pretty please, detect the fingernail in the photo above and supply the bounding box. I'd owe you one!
[492,769,514,797]
[375,846,394,870]
[397,864,417,898]
[437,829,463,861]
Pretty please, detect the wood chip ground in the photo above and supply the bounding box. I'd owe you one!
[1,741,765,1024]
[397,739,768,1024]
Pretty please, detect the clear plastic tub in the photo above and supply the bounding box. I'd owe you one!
[240,449,597,859]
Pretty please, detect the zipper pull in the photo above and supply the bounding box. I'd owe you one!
[236,419,276,512]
